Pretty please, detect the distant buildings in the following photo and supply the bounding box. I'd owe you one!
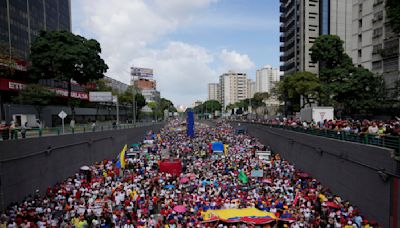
[256,65,280,94]
[208,83,220,101]
[130,67,160,103]
[219,71,248,108]
[103,76,129,94]
[247,79,256,98]
[0,0,71,62]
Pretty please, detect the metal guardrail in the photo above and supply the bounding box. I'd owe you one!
[236,121,400,160]
[0,122,160,140]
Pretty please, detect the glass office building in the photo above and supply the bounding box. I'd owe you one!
[0,0,71,61]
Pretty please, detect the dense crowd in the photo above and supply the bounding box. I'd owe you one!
[1,120,378,227]
[254,118,400,137]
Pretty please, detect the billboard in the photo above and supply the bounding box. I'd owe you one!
[89,91,113,102]
[0,78,89,100]
[131,67,153,78]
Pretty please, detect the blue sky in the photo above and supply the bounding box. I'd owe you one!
[71,0,280,106]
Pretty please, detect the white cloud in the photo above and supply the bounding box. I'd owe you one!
[219,49,255,72]
[132,42,217,106]
[72,0,256,106]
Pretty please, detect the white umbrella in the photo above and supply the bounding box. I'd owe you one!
[80,165,90,171]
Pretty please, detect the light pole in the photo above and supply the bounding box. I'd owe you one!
[131,87,136,124]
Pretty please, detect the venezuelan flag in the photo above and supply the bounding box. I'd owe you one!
[116,144,127,169]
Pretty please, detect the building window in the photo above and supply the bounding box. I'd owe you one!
[372,27,383,38]
[358,34,362,43]
[359,4,363,13]
[358,50,362,58]
[320,0,330,35]
[372,60,382,70]
[358,19,362,28]
[372,44,382,55]
[383,57,399,72]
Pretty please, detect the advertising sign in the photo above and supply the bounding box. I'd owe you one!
[0,78,89,100]
[89,92,113,102]
[131,67,153,78]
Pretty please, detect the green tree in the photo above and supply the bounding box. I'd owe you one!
[340,67,386,113]
[160,98,177,112]
[311,35,387,114]
[272,76,300,114]
[387,0,400,34]
[288,72,322,108]
[14,84,56,120]
[29,31,108,119]
[118,87,146,120]
[202,100,222,113]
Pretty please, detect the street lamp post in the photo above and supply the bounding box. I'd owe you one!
[131,87,136,124]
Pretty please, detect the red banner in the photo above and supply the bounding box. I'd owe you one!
[0,78,89,100]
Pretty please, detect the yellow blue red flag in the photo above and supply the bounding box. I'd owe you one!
[116,144,127,169]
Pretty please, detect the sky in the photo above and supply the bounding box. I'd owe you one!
[71,0,280,107]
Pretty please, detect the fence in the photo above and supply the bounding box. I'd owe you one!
[0,122,158,140]
[238,121,400,160]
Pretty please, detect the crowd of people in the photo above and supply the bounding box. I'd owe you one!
[1,120,378,227]
[250,118,400,137]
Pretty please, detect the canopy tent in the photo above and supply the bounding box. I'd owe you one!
[212,142,224,152]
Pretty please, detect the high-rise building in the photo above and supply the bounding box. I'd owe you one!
[208,83,220,101]
[279,0,353,75]
[219,71,248,108]
[351,0,399,88]
[247,79,256,98]
[0,0,71,61]
[256,65,280,94]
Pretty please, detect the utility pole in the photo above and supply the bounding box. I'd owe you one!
[132,87,136,124]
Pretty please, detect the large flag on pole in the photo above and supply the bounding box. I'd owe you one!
[116,144,128,169]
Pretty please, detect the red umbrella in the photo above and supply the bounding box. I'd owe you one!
[297,172,310,178]
[179,177,189,184]
[326,201,340,209]
[173,205,187,213]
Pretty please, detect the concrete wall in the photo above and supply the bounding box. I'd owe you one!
[0,123,164,208]
[239,123,399,228]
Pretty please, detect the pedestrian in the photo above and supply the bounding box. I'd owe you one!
[70,119,75,133]
[21,122,27,139]
[91,121,96,132]
[9,120,16,140]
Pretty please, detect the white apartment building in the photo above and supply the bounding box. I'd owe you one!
[351,0,399,88]
[208,83,220,101]
[219,71,248,108]
[247,79,256,98]
[256,65,280,94]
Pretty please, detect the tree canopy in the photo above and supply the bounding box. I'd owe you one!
[308,34,386,114]
[387,0,400,34]
[160,98,177,112]
[13,84,56,119]
[30,31,108,93]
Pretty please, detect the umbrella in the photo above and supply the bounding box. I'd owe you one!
[164,184,175,189]
[173,205,187,213]
[180,177,189,184]
[80,165,90,171]
[297,172,310,178]
[326,201,340,209]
